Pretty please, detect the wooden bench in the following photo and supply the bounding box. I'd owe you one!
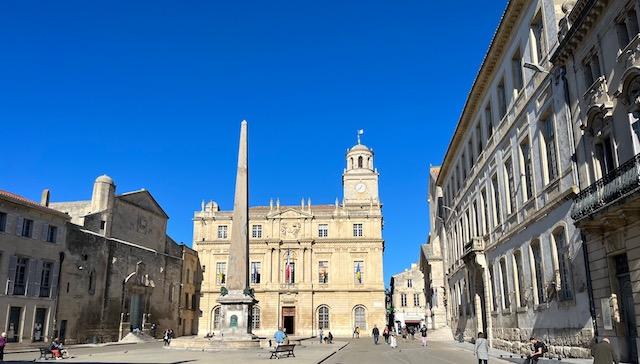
[269,344,296,359]
[39,347,54,360]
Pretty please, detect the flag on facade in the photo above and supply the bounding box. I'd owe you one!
[252,262,258,283]
[285,249,292,284]
[355,262,362,283]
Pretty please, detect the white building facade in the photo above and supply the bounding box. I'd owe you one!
[436,0,594,358]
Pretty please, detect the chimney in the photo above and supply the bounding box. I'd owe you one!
[41,189,50,207]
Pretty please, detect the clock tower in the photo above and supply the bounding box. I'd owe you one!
[343,136,380,205]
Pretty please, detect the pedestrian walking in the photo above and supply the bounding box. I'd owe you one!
[353,326,360,338]
[150,323,157,339]
[474,332,489,364]
[389,332,398,349]
[318,328,324,344]
[383,326,390,344]
[420,325,428,347]
[0,332,6,361]
[372,325,380,345]
[163,329,171,346]
[591,338,619,364]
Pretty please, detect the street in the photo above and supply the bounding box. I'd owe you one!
[1,338,511,364]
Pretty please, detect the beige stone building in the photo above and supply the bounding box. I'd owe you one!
[49,175,200,343]
[195,140,385,338]
[178,245,202,337]
[0,189,70,343]
[389,263,427,333]
[553,0,640,361]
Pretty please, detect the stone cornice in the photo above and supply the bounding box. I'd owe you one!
[437,0,527,186]
[551,0,605,64]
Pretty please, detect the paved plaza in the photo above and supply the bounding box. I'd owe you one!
[1,338,523,364]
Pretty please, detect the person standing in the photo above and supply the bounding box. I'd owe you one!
[353,326,360,338]
[591,338,619,364]
[389,332,398,349]
[318,328,324,344]
[0,332,6,361]
[163,329,171,346]
[372,325,380,345]
[419,325,428,347]
[474,332,489,364]
[383,326,390,344]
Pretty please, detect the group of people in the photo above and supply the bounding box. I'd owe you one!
[162,328,175,346]
[474,333,620,364]
[368,324,428,349]
[317,328,334,344]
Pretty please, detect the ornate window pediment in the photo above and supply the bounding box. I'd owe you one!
[581,76,613,130]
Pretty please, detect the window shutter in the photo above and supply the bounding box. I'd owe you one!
[34,260,43,297]
[41,224,49,242]
[50,261,59,298]
[7,256,17,295]
[56,226,62,244]
[16,217,23,235]
[32,221,40,240]
[26,259,39,296]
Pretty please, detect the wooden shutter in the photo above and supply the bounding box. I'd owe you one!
[31,221,40,240]
[26,259,39,296]
[6,256,17,295]
[15,217,23,235]
[41,224,49,242]
[50,261,59,299]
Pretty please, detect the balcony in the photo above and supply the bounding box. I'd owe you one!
[581,76,613,128]
[572,153,640,221]
[461,238,485,263]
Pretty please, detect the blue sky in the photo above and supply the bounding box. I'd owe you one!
[0,0,505,285]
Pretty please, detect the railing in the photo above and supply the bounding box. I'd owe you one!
[462,238,485,258]
[572,153,640,220]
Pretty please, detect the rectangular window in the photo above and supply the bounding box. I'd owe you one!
[21,219,33,238]
[485,105,494,139]
[318,261,329,283]
[542,117,559,181]
[461,153,467,180]
[520,138,534,201]
[481,189,489,234]
[46,225,58,243]
[414,293,420,307]
[251,225,262,239]
[318,224,328,238]
[217,225,228,239]
[468,140,475,167]
[497,79,508,120]
[0,212,6,232]
[401,293,407,307]
[491,175,501,227]
[514,251,526,307]
[407,279,413,288]
[353,223,363,237]
[14,257,29,296]
[476,123,483,155]
[504,158,516,214]
[500,258,510,310]
[489,265,498,311]
[251,261,261,284]
[40,262,53,298]
[531,11,546,63]
[216,262,226,285]
[554,229,573,300]
[354,261,364,284]
[531,241,546,304]
[512,48,524,94]
[473,200,481,237]
[583,53,602,88]
[595,136,616,177]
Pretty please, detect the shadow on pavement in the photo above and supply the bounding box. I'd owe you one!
[8,361,198,364]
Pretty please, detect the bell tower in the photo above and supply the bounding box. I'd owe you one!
[342,131,379,205]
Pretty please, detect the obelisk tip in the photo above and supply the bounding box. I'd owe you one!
[241,120,248,125]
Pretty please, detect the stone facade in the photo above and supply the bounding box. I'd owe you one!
[179,245,202,337]
[49,175,199,344]
[389,263,427,332]
[552,0,640,362]
[431,0,595,358]
[0,190,70,344]
[195,140,386,338]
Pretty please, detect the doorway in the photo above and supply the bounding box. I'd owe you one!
[129,294,144,330]
[33,308,47,342]
[282,307,295,335]
[7,307,22,342]
[615,254,638,363]
[59,320,67,342]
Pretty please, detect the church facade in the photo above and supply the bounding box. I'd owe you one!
[194,140,385,338]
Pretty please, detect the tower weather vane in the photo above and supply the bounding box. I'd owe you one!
[357,129,364,145]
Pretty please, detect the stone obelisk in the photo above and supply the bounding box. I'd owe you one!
[217,120,258,341]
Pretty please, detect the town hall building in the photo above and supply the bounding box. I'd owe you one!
[194,138,386,337]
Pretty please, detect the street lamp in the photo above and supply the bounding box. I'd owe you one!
[523,62,549,74]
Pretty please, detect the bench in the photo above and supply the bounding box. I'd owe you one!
[39,347,54,360]
[269,344,296,359]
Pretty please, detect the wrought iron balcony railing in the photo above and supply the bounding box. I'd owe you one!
[572,153,640,220]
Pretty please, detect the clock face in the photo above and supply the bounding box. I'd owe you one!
[355,183,367,193]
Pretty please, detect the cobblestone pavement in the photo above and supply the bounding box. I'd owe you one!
[324,337,512,364]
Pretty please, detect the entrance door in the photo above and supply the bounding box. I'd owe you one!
[59,320,67,342]
[33,308,47,342]
[130,294,144,330]
[282,307,295,335]
[615,254,638,363]
[7,307,22,342]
